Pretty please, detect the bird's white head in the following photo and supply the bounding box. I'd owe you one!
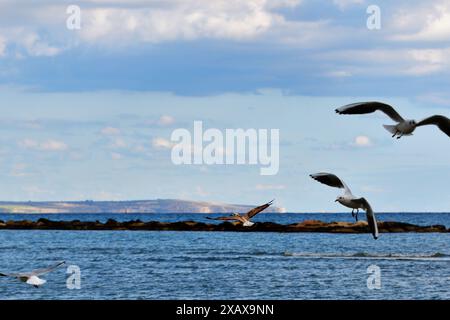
[335,196,343,203]
[231,212,240,217]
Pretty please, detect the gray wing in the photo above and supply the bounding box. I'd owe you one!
[353,198,379,240]
[0,271,29,278]
[416,115,450,137]
[310,173,353,196]
[335,102,404,123]
[0,271,30,278]
[206,216,239,221]
[30,261,66,276]
[244,199,274,219]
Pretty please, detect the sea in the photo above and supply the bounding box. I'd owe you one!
[0,212,448,300]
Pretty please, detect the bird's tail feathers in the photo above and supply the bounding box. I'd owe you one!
[383,124,397,135]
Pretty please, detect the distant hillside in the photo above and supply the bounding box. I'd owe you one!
[0,199,285,214]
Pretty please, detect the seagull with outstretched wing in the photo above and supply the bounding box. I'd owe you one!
[335,101,434,139]
[206,200,274,227]
[310,173,379,239]
[0,261,66,288]
[335,101,416,139]
[335,101,450,140]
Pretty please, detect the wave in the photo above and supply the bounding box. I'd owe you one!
[283,251,450,261]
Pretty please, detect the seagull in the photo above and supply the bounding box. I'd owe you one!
[0,261,66,288]
[206,200,274,227]
[310,173,379,239]
[335,101,450,139]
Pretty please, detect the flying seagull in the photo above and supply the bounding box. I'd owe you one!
[206,200,274,227]
[0,261,66,288]
[310,173,379,239]
[335,101,450,139]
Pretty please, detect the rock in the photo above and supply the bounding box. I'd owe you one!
[0,219,447,234]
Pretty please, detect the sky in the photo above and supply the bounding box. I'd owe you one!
[0,0,449,211]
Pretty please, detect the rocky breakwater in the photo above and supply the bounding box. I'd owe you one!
[0,218,448,234]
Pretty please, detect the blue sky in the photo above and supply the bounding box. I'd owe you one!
[0,0,449,211]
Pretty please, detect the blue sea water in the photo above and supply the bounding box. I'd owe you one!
[0,213,448,300]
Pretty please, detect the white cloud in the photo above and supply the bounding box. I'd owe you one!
[325,70,353,78]
[320,48,450,76]
[94,190,123,201]
[101,126,121,135]
[0,35,6,56]
[22,185,55,199]
[152,137,174,149]
[270,19,343,48]
[2,0,450,86]
[10,163,30,177]
[333,0,364,10]
[40,139,69,151]
[0,27,64,58]
[0,0,307,52]
[256,184,286,190]
[133,145,147,153]
[20,32,62,57]
[19,138,39,149]
[157,115,175,126]
[111,152,123,160]
[353,135,372,147]
[111,137,127,148]
[78,1,286,44]
[390,1,450,42]
[415,92,450,107]
[22,185,54,196]
[195,186,210,197]
[19,138,68,151]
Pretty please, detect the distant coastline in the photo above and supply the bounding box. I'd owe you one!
[0,199,285,214]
